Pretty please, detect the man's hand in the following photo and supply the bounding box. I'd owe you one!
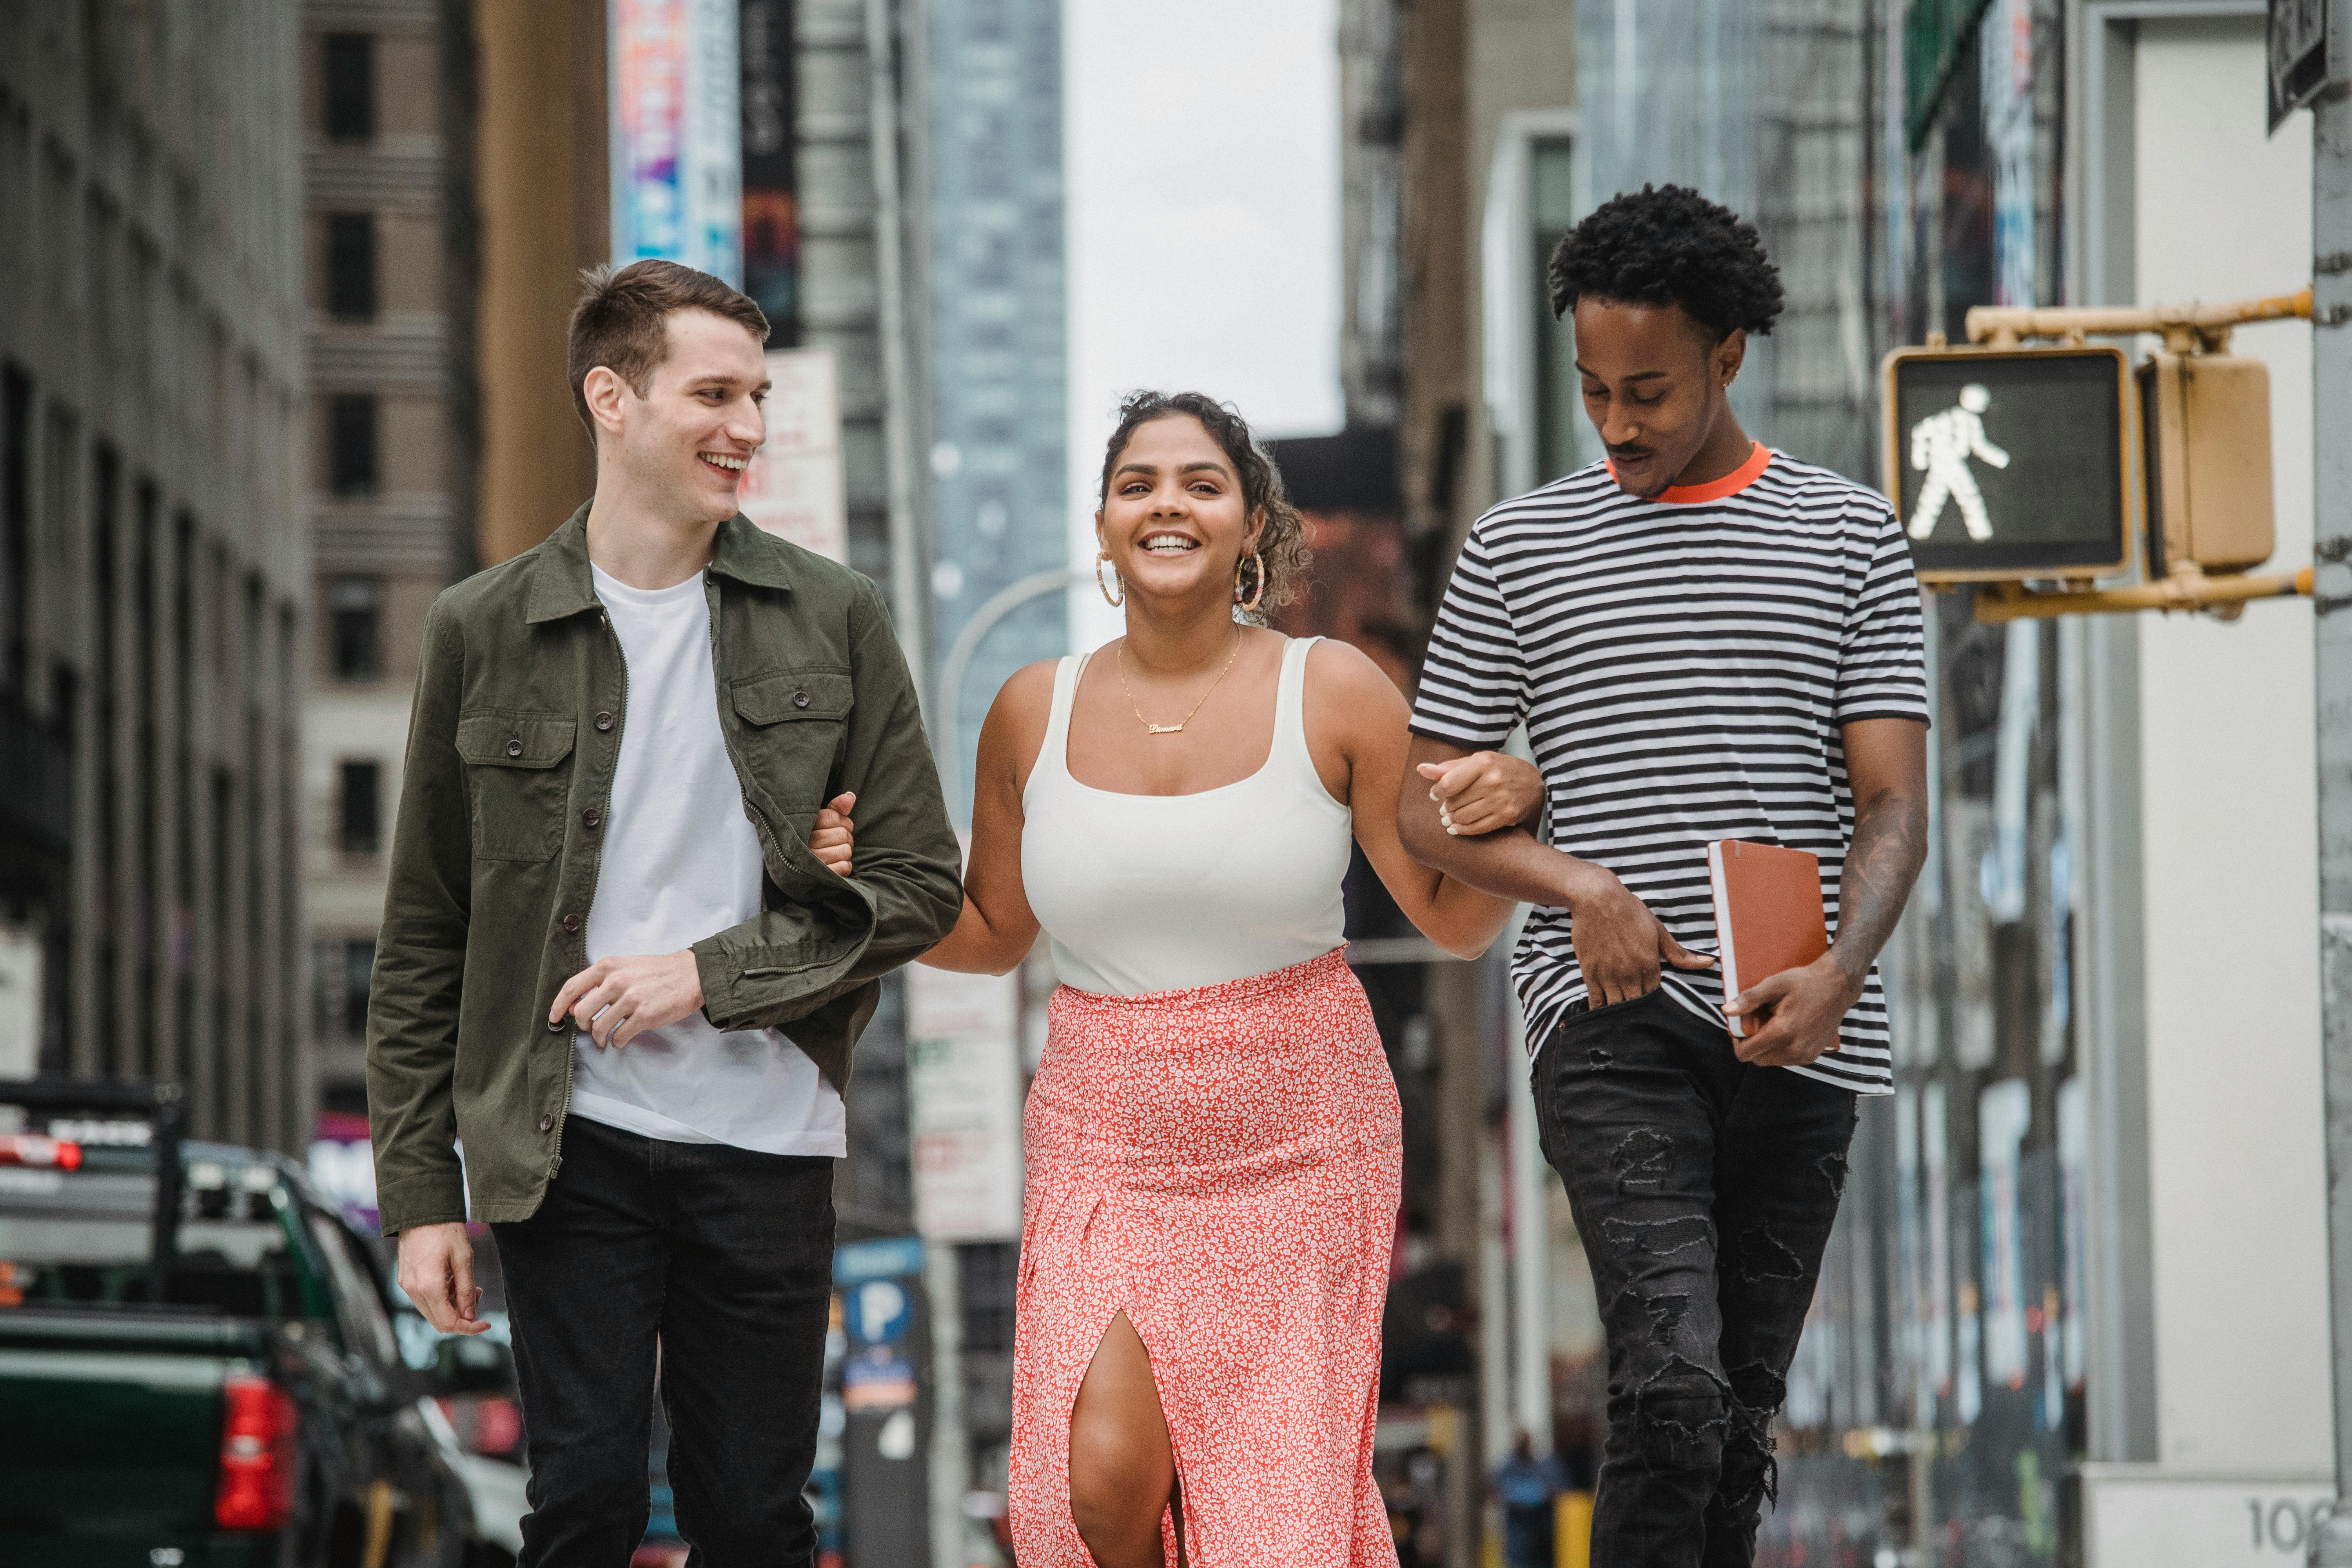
[1415,752,1543,837]
[397,1221,487,1335]
[1724,952,1862,1067]
[550,950,704,1049]
[809,792,855,875]
[1566,862,1715,1006]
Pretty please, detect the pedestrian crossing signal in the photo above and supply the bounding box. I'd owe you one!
[2136,352,2275,576]
[1882,345,2132,582]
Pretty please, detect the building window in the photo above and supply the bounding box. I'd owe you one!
[316,935,376,1041]
[341,938,374,1037]
[323,34,374,143]
[3,361,29,698]
[1529,137,1583,485]
[338,759,381,855]
[325,213,377,320]
[327,575,382,681]
[328,395,377,496]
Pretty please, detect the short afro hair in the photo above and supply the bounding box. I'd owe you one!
[1546,184,1784,340]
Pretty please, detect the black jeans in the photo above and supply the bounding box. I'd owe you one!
[494,1116,836,1568]
[1532,989,1859,1568]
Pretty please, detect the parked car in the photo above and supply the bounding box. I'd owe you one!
[0,1079,522,1566]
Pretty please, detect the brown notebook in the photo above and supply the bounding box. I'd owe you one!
[1706,839,1829,1037]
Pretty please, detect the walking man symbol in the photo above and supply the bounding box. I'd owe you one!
[1906,382,2010,541]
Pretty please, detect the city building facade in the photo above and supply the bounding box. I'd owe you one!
[299,0,475,1126]
[0,0,311,1151]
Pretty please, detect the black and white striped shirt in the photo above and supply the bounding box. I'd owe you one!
[1410,445,1928,1094]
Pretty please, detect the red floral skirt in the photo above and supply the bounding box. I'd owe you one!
[1009,947,1402,1566]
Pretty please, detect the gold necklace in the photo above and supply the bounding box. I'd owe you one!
[1116,627,1242,735]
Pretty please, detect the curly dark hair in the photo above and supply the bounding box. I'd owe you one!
[1546,184,1784,340]
[1096,390,1310,621]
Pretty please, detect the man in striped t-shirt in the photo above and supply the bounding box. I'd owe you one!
[1401,186,1928,1566]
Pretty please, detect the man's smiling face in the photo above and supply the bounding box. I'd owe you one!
[603,307,771,523]
[1572,298,1744,499]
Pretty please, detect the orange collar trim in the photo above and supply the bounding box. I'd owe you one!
[1606,441,1774,505]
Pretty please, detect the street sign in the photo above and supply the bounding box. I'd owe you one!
[2270,0,2334,135]
[737,347,847,563]
[0,926,41,1079]
[904,965,1023,1242]
[1882,345,2133,583]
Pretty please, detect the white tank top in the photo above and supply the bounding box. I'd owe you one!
[1021,635,1354,995]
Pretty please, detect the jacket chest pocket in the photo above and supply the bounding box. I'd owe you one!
[455,711,576,862]
[729,667,851,808]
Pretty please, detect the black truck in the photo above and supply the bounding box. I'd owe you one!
[0,1079,525,1566]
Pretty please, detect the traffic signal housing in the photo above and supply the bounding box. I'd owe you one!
[1882,344,2134,583]
[2135,352,2275,575]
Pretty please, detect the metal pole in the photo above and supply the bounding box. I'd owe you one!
[1506,942,1553,1456]
[931,568,1085,824]
[865,0,928,713]
[2308,42,2352,1566]
[923,1239,965,1568]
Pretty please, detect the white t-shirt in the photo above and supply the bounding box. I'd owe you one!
[566,563,848,1156]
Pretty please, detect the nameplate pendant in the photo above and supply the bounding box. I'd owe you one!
[1147,724,1185,735]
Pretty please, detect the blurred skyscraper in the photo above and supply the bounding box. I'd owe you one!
[0,2,310,1151]
[918,0,1066,821]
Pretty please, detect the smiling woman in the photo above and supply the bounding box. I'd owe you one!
[1093,390,1309,622]
[906,392,1545,1568]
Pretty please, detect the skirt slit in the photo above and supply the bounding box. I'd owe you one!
[1008,948,1402,1568]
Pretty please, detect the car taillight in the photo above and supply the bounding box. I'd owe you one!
[214,1374,299,1532]
[0,1134,81,1170]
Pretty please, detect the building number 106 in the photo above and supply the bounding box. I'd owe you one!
[2249,1497,2332,1553]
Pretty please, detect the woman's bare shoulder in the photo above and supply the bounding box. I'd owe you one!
[992,656,1064,716]
[978,657,1066,795]
[1301,635,1409,720]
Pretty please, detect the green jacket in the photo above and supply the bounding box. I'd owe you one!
[365,505,963,1236]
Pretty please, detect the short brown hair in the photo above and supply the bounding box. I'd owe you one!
[567,260,771,436]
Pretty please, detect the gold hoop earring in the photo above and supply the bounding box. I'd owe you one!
[1235,549,1266,613]
[1096,551,1124,608]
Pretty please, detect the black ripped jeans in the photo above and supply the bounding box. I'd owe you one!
[494,1116,836,1568]
[1532,988,1860,1568]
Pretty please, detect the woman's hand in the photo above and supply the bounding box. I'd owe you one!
[809,792,855,875]
[1415,751,1543,838]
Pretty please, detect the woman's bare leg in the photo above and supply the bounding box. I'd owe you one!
[1067,1310,1187,1567]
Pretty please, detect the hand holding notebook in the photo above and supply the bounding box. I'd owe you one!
[1706,839,1830,1040]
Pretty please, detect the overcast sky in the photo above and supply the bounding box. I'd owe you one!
[1062,0,1344,649]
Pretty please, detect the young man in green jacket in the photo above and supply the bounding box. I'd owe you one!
[367,260,962,1565]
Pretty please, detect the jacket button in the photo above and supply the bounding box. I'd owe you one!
[562,913,581,933]
[505,737,524,758]
[539,1114,554,1132]
[595,711,614,731]
[793,689,811,709]
[547,1016,564,1032]
[583,806,602,828]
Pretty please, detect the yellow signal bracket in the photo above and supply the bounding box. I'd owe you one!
[1969,566,2314,623]
[1962,286,2313,354]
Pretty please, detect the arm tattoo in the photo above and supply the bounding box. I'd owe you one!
[1831,784,1929,991]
